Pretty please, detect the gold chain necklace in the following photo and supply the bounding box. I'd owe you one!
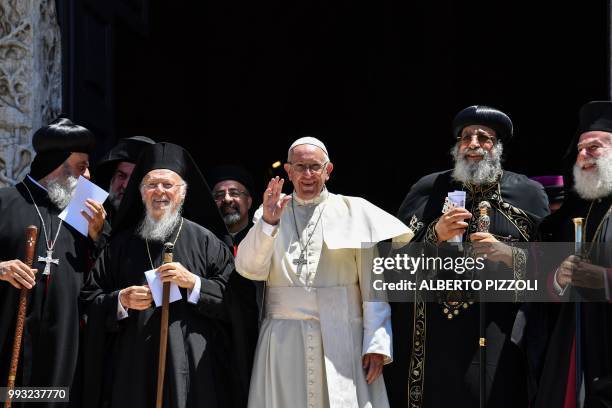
[145,217,184,269]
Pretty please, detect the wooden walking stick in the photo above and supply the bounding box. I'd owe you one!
[155,242,174,408]
[5,225,38,408]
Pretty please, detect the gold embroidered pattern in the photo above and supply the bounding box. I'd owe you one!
[463,176,537,241]
[408,291,426,408]
[511,247,527,301]
[424,217,440,245]
[409,215,425,236]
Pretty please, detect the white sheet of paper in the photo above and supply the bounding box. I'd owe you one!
[448,190,466,208]
[144,269,182,307]
[447,190,467,242]
[58,176,109,236]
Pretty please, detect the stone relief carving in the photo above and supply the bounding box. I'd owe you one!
[0,0,61,187]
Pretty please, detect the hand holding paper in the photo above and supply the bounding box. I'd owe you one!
[446,191,467,243]
[58,176,109,237]
[435,191,471,243]
[144,269,182,307]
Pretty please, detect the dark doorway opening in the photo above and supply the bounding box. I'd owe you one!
[58,0,609,212]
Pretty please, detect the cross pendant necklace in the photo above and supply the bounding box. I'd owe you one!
[24,182,63,276]
[292,253,307,267]
[39,248,60,276]
[291,196,325,270]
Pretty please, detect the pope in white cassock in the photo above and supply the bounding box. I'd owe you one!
[235,137,414,408]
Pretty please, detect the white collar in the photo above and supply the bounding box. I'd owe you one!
[293,187,329,206]
[26,175,48,192]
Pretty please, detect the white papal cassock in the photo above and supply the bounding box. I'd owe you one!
[236,189,413,408]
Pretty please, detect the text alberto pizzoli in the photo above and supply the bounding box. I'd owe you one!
[370,254,538,292]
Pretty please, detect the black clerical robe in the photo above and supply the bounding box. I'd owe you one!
[0,176,92,407]
[223,226,261,408]
[385,170,549,408]
[80,218,235,408]
[530,195,612,408]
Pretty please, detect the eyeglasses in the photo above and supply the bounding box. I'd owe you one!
[143,182,185,191]
[288,161,328,174]
[213,189,249,201]
[457,133,496,145]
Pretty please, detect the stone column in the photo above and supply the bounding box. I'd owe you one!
[0,0,61,187]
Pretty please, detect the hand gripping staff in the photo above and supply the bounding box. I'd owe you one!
[5,226,38,408]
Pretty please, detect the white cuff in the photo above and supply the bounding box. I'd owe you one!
[553,267,568,296]
[187,276,201,304]
[362,301,393,364]
[261,219,279,237]
[117,295,129,320]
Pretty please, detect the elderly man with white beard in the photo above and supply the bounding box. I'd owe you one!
[80,142,240,408]
[93,136,155,223]
[386,106,550,408]
[0,117,106,406]
[530,101,612,408]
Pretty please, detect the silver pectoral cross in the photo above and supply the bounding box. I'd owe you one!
[292,254,307,267]
[38,249,59,275]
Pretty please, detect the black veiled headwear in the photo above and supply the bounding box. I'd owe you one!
[29,117,96,180]
[113,142,231,247]
[93,136,155,188]
[207,165,254,195]
[565,101,612,158]
[452,105,513,141]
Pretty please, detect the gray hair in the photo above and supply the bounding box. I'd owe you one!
[451,141,504,185]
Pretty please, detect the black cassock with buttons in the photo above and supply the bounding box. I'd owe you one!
[385,169,549,408]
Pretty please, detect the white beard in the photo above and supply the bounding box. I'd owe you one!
[573,153,612,200]
[451,142,504,185]
[137,203,183,242]
[47,174,78,210]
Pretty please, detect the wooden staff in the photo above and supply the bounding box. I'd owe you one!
[5,225,38,408]
[155,242,174,408]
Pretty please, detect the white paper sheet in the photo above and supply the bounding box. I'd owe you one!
[447,190,467,242]
[58,176,109,236]
[447,190,466,208]
[144,269,182,307]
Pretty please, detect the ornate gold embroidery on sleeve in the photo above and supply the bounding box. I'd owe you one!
[408,291,426,407]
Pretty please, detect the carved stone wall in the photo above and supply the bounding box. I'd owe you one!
[0,0,61,187]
